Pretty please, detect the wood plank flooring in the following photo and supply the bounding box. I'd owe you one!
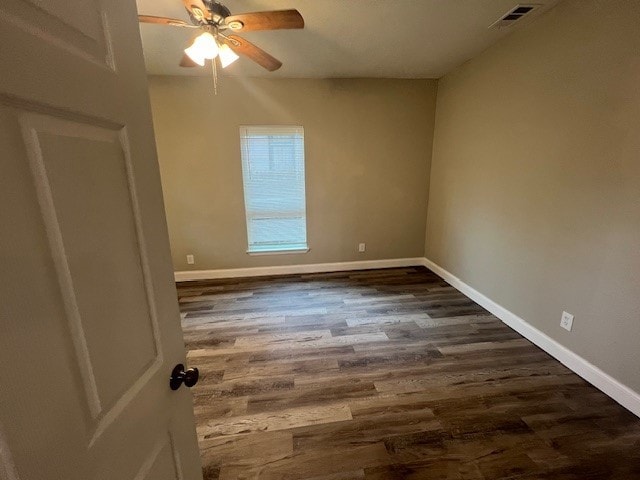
[177,267,640,479]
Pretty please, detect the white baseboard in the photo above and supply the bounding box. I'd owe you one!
[421,257,640,418]
[174,257,425,282]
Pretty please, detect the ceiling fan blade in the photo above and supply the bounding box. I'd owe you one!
[222,35,282,71]
[181,0,211,21]
[138,15,193,27]
[179,53,199,68]
[224,10,304,32]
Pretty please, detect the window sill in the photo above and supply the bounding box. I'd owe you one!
[246,247,309,256]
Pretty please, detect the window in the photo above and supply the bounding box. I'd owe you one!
[239,126,308,254]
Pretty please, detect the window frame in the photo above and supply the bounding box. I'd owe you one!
[239,125,309,255]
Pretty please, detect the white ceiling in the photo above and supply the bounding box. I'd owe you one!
[136,0,560,78]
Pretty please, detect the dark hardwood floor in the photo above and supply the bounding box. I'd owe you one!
[177,267,640,479]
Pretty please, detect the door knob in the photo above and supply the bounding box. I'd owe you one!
[170,363,199,390]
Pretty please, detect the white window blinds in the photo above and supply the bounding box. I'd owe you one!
[239,126,308,253]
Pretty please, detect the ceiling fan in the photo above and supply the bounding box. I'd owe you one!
[138,0,304,72]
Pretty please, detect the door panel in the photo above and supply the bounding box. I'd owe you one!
[1,0,112,77]
[23,0,104,41]
[135,435,184,480]
[23,114,160,419]
[0,0,202,479]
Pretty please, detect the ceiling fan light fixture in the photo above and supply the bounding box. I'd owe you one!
[184,32,219,65]
[218,43,239,68]
[139,4,304,74]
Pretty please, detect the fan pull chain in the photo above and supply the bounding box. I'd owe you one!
[211,57,218,95]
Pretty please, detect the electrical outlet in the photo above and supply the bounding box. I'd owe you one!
[186,254,195,265]
[358,243,366,253]
[560,311,574,331]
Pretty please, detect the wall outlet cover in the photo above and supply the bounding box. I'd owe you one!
[358,243,366,252]
[560,311,574,331]
[186,254,195,265]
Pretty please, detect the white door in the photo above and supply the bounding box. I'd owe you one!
[0,1,202,479]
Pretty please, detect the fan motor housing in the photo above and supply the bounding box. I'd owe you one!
[205,1,231,23]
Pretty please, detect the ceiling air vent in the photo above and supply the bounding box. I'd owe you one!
[490,4,539,28]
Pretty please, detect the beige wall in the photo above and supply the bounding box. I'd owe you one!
[149,76,437,271]
[426,0,640,391]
